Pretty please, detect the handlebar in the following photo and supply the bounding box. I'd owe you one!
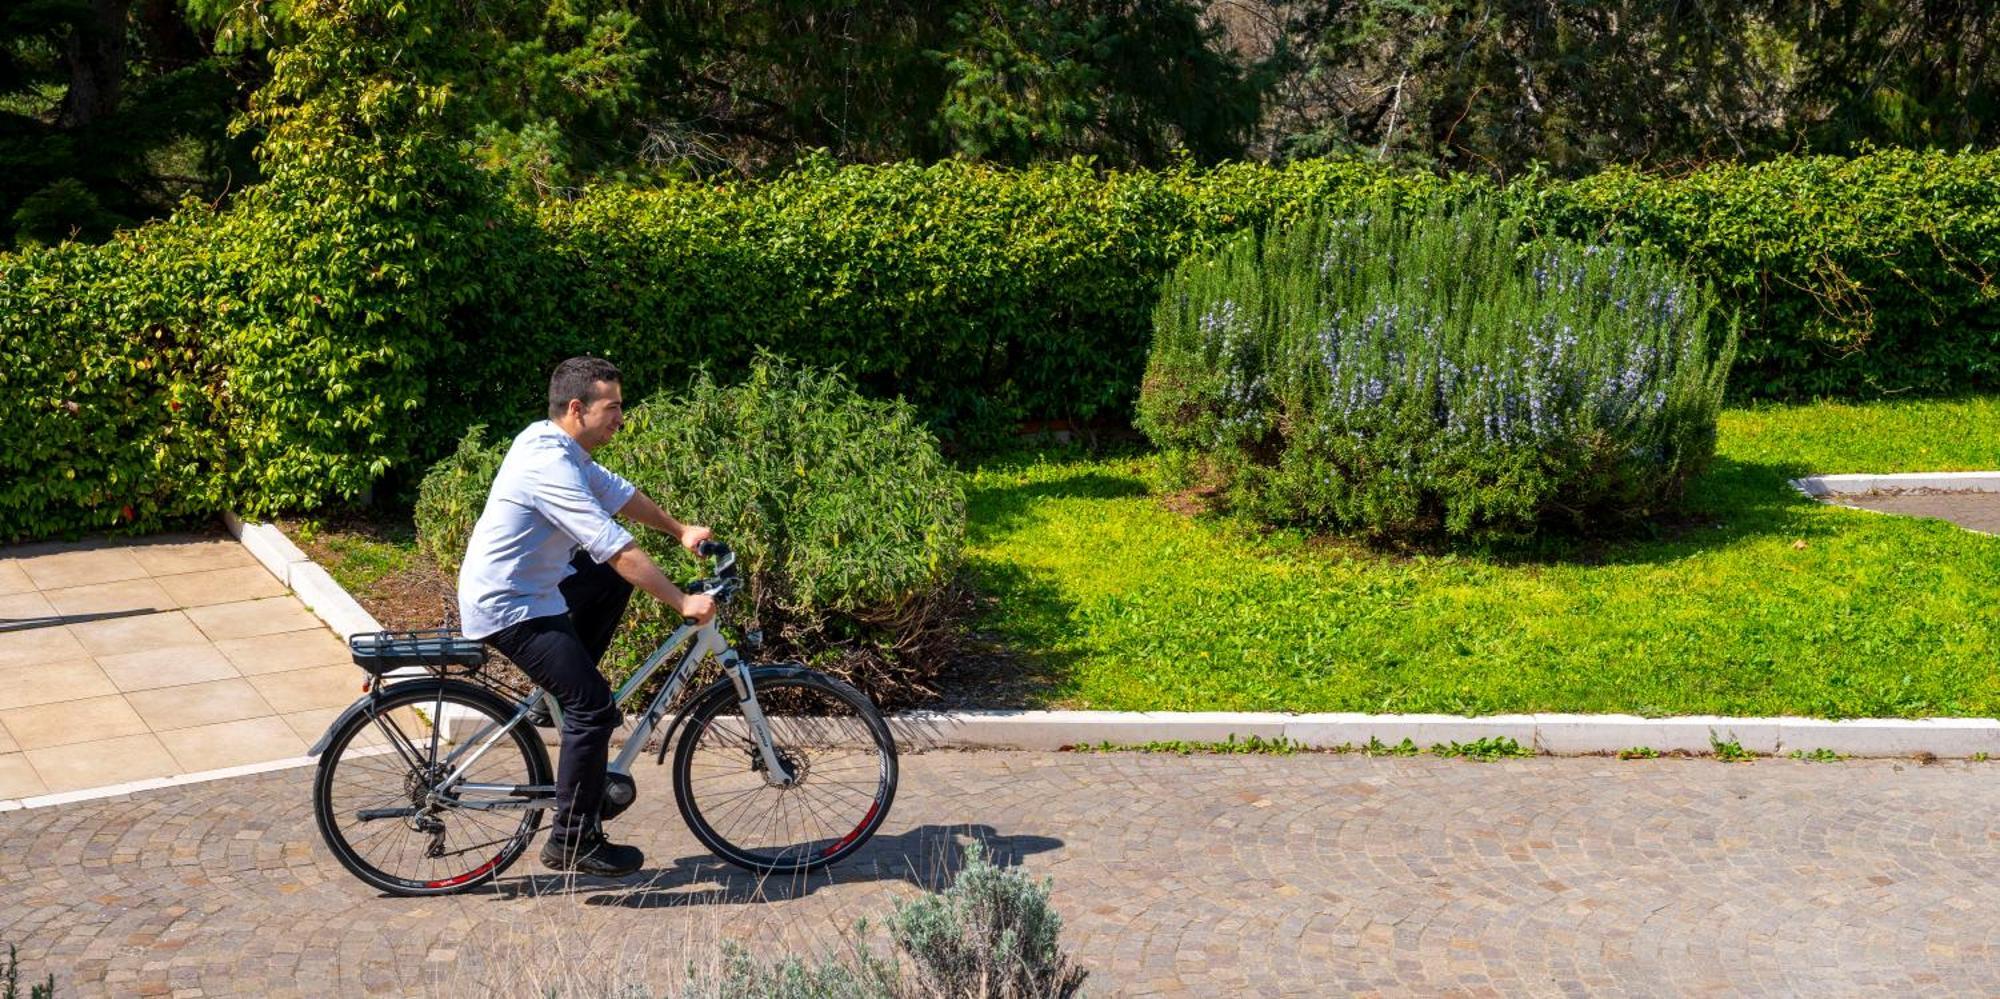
[683,540,737,625]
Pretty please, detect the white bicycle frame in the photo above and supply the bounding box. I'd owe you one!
[424,614,794,811]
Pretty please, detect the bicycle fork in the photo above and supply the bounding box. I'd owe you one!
[724,651,797,786]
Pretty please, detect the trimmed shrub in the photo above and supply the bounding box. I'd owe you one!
[1533,148,2000,398]
[1140,196,1737,539]
[5,148,1994,544]
[0,211,231,542]
[415,360,966,704]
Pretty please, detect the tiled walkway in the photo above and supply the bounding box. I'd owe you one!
[6,752,2000,995]
[0,532,360,802]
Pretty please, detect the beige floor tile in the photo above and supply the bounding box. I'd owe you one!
[0,625,90,669]
[0,592,58,622]
[128,539,257,577]
[0,753,45,798]
[95,644,240,692]
[157,717,308,772]
[155,566,287,608]
[216,628,350,675]
[185,597,322,642]
[1,694,149,750]
[66,610,208,657]
[127,678,276,732]
[16,548,150,590]
[282,707,345,746]
[0,658,119,711]
[0,562,32,596]
[41,578,177,617]
[25,733,178,792]
[0,724,14,754]
[250,663,364,714]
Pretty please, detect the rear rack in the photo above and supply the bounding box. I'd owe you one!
[349,629,486,676]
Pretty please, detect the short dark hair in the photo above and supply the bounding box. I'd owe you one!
[548,356,622,420]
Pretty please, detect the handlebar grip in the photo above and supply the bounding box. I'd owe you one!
[696,539,729,558]
[683,617,698,627]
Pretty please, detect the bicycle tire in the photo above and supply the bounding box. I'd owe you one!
[672,665,898,874]
[313,679,552,896]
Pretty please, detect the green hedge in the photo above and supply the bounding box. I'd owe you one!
[1533,148,2000,398]
[3,149,1994,542]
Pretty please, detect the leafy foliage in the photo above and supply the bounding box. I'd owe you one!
[1261,0,2000,178]
[0,0,260,247]
[683,842,1084,999]
[887,841,1087,999]
[1139,195,1737,539]
[4,148,1995,542]
[1533,148,2000,398]
[416,361,967,704]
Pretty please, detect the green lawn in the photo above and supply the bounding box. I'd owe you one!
[965,396,2000,718]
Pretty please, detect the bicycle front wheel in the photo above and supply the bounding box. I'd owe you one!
[673,666,898,874]
[313,679,552,896]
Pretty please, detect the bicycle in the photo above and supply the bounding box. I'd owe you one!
[307,540,899,896]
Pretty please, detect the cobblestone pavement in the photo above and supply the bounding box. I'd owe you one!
[4,750,2000,997]
[1835,490,2000,535]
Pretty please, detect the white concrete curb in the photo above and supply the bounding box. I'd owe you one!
[0,754,318,813]
[1791,471,2000,497]
[888,711,2000,758]
[227,513,2000,763]
[222,511,385,640]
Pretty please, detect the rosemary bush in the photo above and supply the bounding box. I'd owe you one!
[1139,196,1737,539]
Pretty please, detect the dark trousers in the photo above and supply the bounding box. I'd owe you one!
[485,551,633,844]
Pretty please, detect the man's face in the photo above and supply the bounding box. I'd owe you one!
[570,379,624,452]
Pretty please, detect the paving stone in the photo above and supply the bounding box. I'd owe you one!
[96,645,239,693]
[156,718,307,772]
[0,591,58,622]
[42,579,178,617]
[212,630,349,676]
[0,625,90,670]
[22,732,176,792]
[154,568,287,610]
[127,680,277,733]
[67,612,209,659]
[0,659,119,711]
[1,694,149,750]
[184,599,323,642]
[0,751,43,797]
[6,752,2000,995]
[13,548,150,590]
[126,541,258,578]
[247,665,362,714]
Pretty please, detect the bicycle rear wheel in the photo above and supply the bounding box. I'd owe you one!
[313,679,551,896]
[672,665,897,874]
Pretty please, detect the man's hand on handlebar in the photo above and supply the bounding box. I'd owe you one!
[677,523,713,554]
[677,591,717,627]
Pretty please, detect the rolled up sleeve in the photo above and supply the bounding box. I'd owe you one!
[585,461,638,516]
[531,462,635,564]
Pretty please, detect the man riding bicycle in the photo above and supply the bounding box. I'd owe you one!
[457,356,716,877]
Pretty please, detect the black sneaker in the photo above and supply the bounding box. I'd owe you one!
[539,831,644,877]
[524,698,555,728]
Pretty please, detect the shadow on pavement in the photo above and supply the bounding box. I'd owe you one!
[476,823,1063,907]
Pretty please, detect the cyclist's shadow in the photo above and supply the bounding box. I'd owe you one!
[490,823,1064,907]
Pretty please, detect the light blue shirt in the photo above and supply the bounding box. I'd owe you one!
[457,421,639,640]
